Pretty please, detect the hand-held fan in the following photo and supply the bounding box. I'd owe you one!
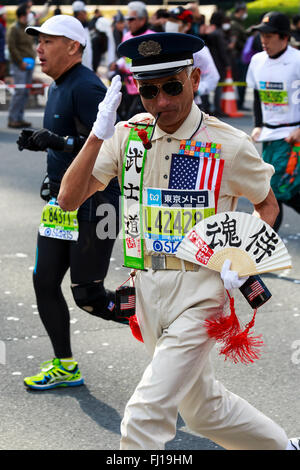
[176,211,292,276]
[175,211,292,365]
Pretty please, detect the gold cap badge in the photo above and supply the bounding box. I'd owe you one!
[138,40,162,57]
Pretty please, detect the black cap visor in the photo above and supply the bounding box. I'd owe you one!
[254,23,288,34]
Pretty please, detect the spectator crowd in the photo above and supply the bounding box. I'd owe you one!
[1,0,300,124]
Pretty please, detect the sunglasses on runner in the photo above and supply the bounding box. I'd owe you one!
[138,78,188,100]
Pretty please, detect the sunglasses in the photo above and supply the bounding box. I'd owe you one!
[139,78,188,100]
[126,17,138,21]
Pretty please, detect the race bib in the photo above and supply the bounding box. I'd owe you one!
[143,188,215,255]
[39,198,79,241]
[259,81,288,114]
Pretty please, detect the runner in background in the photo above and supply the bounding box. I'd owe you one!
[247,11,300,231]
[16,15,121,391]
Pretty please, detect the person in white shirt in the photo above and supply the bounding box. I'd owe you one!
[193,46,220,111]
[94,17,116,69]
[72,0,93,70]
[247,11,300,231]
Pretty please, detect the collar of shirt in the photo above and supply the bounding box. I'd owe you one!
[269,45,288,60]
[55,62,82,85]
[151,102,202,142]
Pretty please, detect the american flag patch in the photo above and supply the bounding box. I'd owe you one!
[169,152,224,209]
[120,294,136,311]
[116,286,136,317]
[248,280,265,302]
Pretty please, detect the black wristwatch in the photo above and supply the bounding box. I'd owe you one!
[63,136,75,153]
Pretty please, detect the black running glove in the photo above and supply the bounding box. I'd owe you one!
[29,128,65,151]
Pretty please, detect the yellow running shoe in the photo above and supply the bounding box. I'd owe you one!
[24,358,84,390]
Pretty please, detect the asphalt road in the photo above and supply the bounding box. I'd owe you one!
[0,102,299,453]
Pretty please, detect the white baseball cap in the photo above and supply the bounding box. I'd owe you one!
[72,1,87,12]
[25,15,87,47]
[95,17,111,34]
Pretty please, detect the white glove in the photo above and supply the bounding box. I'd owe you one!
[92,75,122,140]
[221,259,249,290]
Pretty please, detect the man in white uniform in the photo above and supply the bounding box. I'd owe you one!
[58,32,299,450]
[247,11,300,231]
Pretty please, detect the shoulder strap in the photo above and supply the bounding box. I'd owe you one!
[121,125,153,270]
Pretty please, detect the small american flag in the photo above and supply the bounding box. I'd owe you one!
[248,280,265,302]
[169,154,224,208]
[120,294,136,311]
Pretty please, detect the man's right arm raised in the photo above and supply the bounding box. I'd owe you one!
[58,75,122,211]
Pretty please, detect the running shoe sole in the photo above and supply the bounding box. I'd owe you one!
[24,377,84,391]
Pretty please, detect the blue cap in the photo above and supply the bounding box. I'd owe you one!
[118,32,204,80]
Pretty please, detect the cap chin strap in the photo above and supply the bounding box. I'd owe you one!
[133,66,187,80]
[131,57,193,73]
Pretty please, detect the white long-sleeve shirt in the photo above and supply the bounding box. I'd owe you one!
[81,26,93,70]
[193,46,220,97]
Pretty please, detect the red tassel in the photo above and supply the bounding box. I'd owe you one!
[219,310,264,364]
[137,129,152,149]
[204,292,264,365]
[124,119,153,149]
[204,294,240,342]
[137,128,148,141]
[129,314,144,343]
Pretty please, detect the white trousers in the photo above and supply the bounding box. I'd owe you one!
[120,269,288,450]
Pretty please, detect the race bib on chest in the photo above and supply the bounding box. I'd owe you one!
[259,81,288,114]
[143,188,215,255]
[39,198,79,241]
